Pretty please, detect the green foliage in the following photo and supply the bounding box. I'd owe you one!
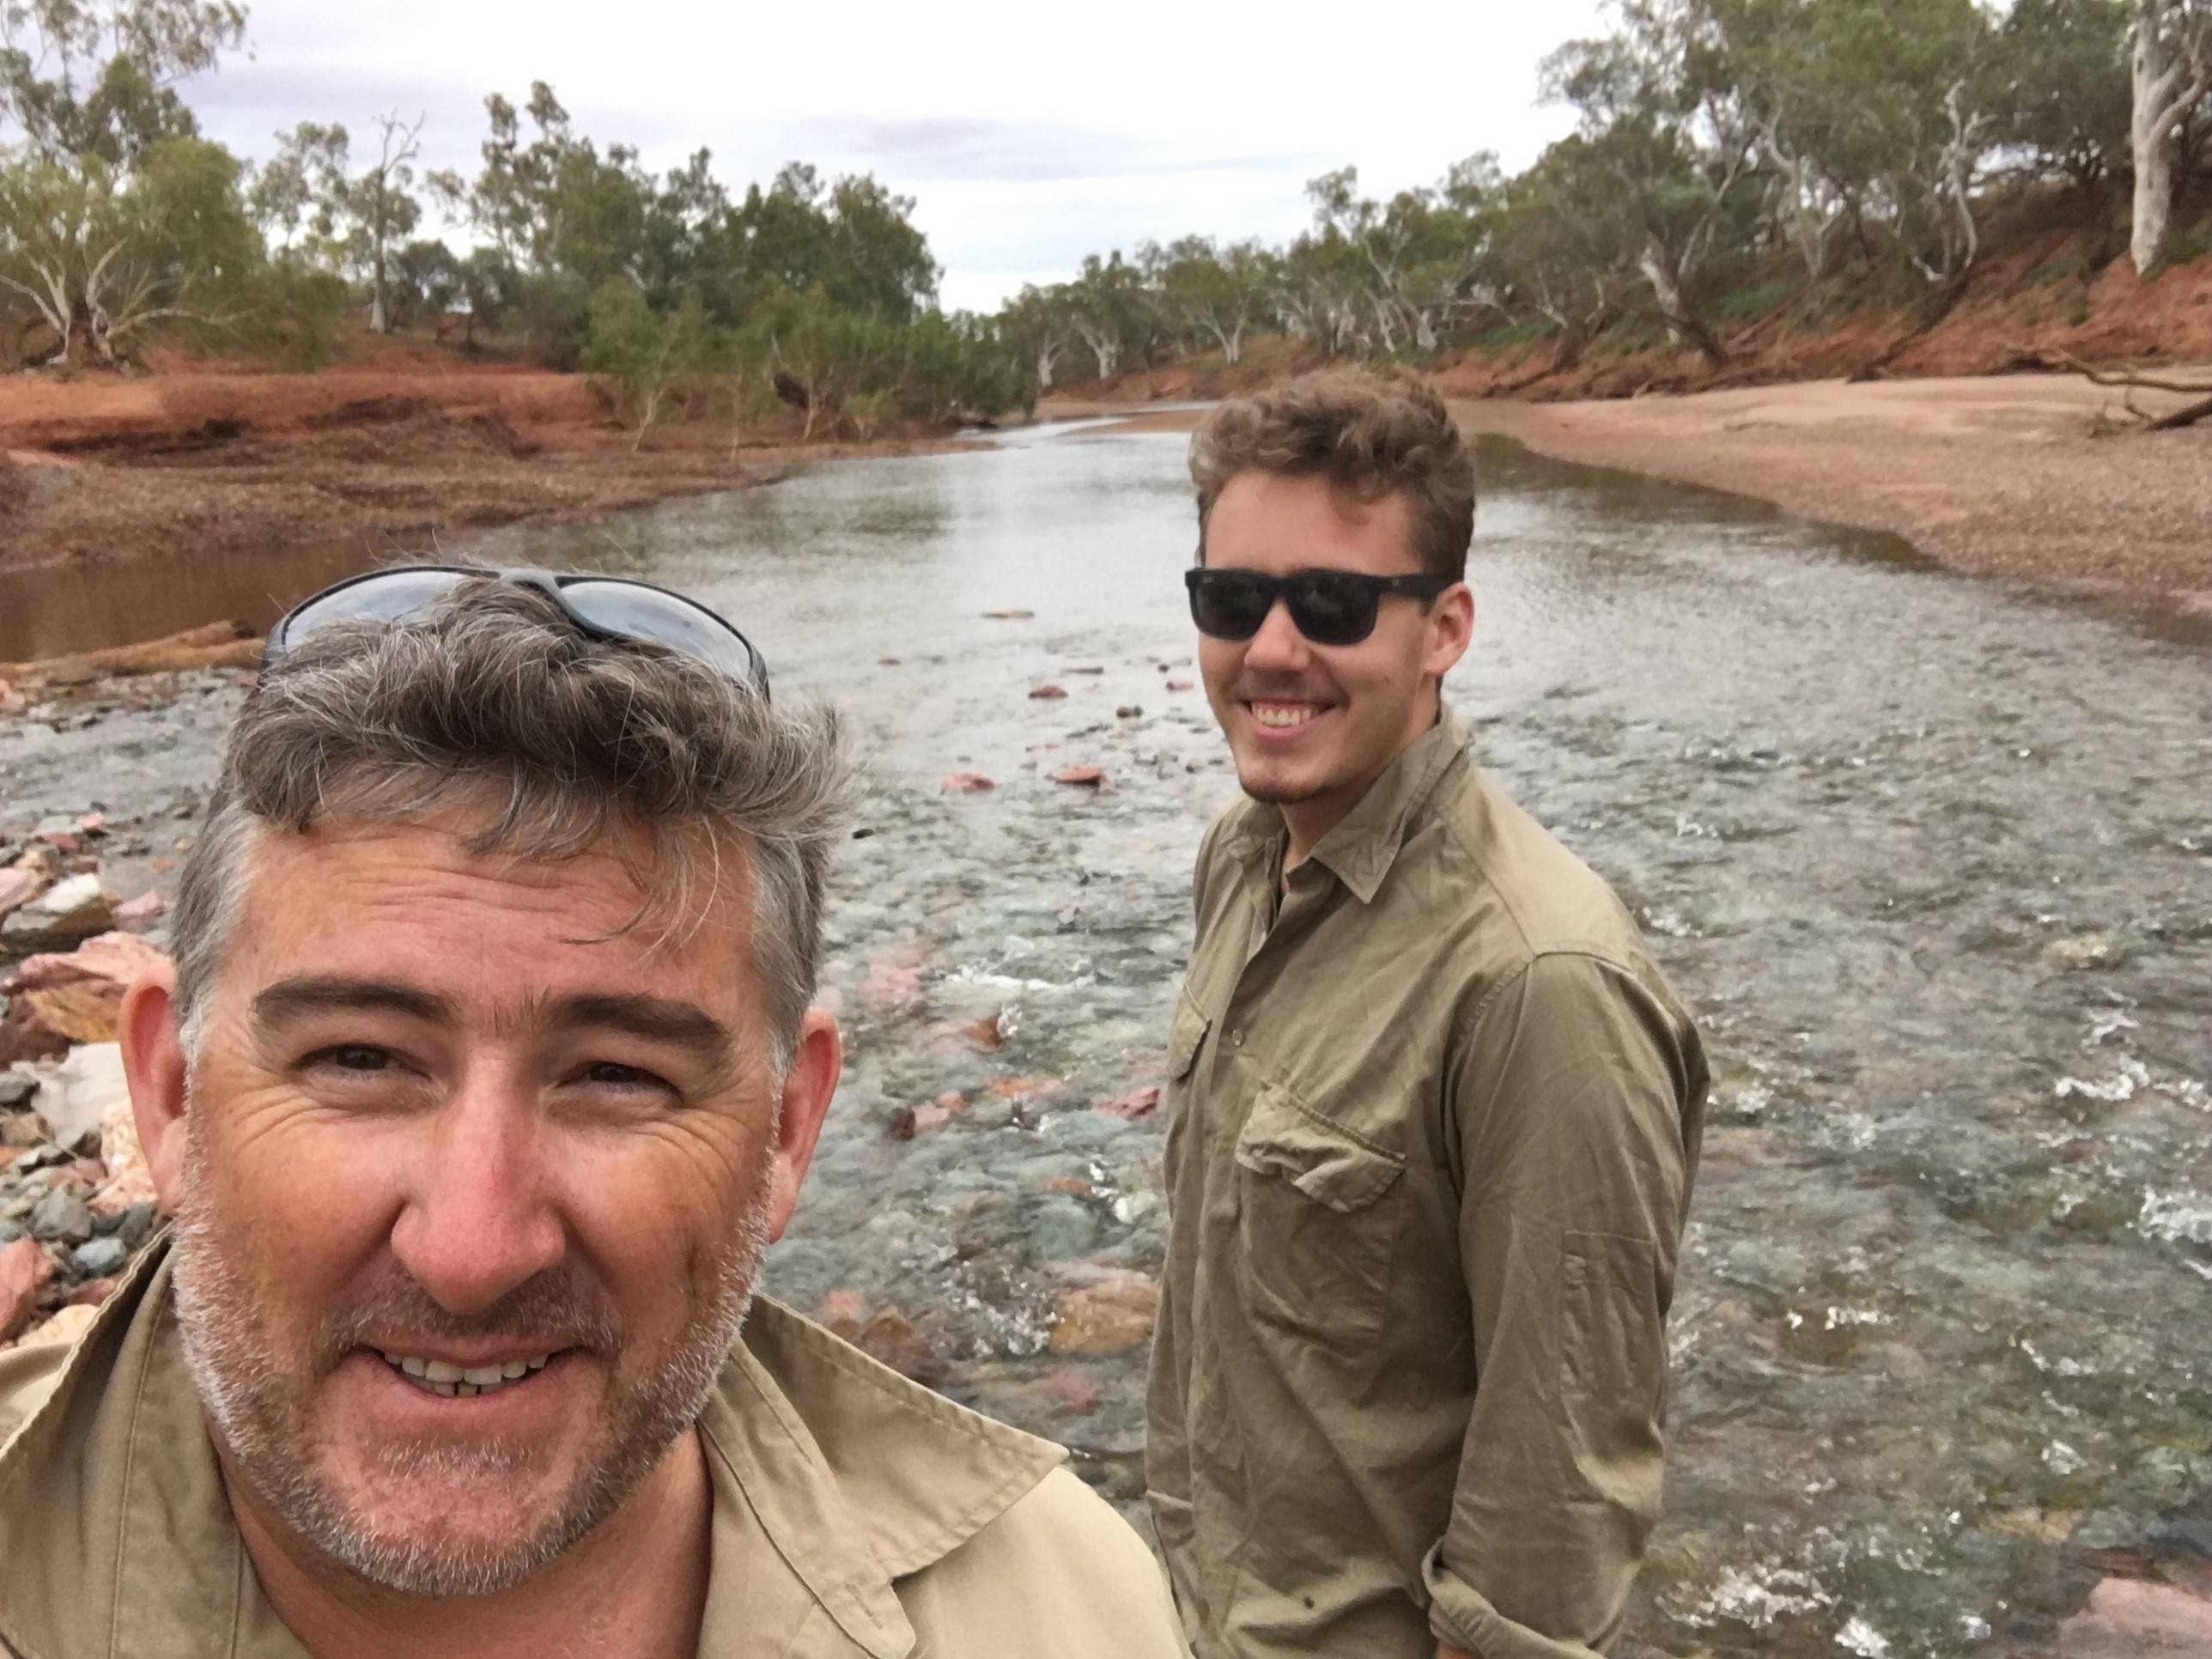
[2167,217,2212,265]
[0,0,247,164]
[226,264,349,369]
[1711,280,1791,320]
[583,280,715,445]
[2025,252,2087,288]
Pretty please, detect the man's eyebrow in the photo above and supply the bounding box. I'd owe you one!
[252,975,458,1028]
[544,993,734,1059]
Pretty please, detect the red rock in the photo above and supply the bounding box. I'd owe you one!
[981,608,1036,621]
[823,1304,946,1384]
[112,890,166,929]
[814,1288,867,1326]
[921,1015,1002,1055]
[1042,1174,1091,1195]
[860,963,922,1012]
[65,1277,117,1309]
[1048,1269,1160,1356]
[1042,1365,1100,1414]
[75,811,107,836]
[987,1074,1061,1100]
[34,831,81,854]
[939,771,995,793]
[890,1091,965,1139]
[0,1237,52,1344]
[0,866,44,921]
[1166,679,1194,692]
[2058,1576,2212,1656]
[1027,684,1068,700]
[0,995,72,1066]
[1054,766,1106,787]
[1098,1086,1161,1121]
[3,933,169,1047]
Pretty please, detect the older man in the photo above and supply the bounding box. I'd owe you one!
[1146,369,1706,1659]
[0,567,1185,1659]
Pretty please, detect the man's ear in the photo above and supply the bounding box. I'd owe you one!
[763,1009,842,1243]
[118,962,191,1212]
[1425,581,1475,681]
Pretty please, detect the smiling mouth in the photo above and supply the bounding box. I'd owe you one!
[379,1349,558,1399]
[1248,700,1329,731]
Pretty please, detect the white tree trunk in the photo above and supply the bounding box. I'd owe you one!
[2131,0,2212,272]
[1637,244,1687,341]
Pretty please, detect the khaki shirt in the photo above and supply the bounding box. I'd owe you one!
[0,1242,1188,1659]
[1146,714,1706,1659]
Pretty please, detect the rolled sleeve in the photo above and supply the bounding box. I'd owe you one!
[1430,950,1699,1657]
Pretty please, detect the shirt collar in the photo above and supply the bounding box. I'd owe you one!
[0,1240,1065,1659]
[1223,708,1474,905]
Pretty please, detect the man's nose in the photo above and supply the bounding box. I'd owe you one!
[1242,597,1310,672]
[388,1073,564,1316]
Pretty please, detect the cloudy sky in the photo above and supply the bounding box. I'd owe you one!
[187,0,1607,313]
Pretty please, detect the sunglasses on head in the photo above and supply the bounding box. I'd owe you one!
[269,565,770,698]
[1184,566,1453,647]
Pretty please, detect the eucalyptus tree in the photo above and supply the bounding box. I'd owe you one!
[0,0,246,162]
[2128,0,2212,270]
[1998,0,2132,210]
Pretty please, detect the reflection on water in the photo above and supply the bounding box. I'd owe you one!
[5,428,2209,1656]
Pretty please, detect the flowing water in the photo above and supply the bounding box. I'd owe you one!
[4,422,2209,1656]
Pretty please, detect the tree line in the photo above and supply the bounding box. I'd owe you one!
[0,2,1030,438]
[997,0,2212,387]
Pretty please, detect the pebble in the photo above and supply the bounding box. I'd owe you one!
[0,1073,36,1109]
[28,1189,93,1243]
[0,872,116,954]
[68,1236,128,1278]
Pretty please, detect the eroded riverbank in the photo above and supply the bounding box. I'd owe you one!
[4,427,2209,1656]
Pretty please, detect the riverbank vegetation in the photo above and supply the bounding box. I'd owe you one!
[1006,0,2212,399]
[0,2,1031,440]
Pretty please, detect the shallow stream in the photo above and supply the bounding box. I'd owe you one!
[4,422,2208,1656]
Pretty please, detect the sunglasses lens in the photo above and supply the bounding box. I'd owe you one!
[1286,571,1379,646]
[562,580,766,691]
[276,568,470,650]
[1189,573,1274,640]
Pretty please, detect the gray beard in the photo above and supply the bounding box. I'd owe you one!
[167,1113,774,1598]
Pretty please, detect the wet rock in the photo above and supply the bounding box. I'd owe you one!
[0,1071,38,1109]
[69,1236,128,1279]
[981,609,1036,620]
[1097,1086,1161,1121]
[29,1189,93,1244]
[1067,665,1105,676]
[860,963,923,1012]
[1115,706,1142,719]
[2044,933,2126,971]
[0,866,45,922]
[921,1014,1002,1056]
[2057,1576,2212,1656]
[1027,685,1068,701]
[1042,1365,1100,1415]
[1048,1267,1159,1356]
[112,890,166,930]
[0,872,116,954]
[890,1091,965,1139]
[10,1302,97,1352]
[1030,1197,1098,1261]
[22,1041,127,1154]
[0,1236,52,1343]
[823,1304,948,1385]
[1054,766,1106,787]
[1166,679,1194,692]
[97,1201,157,1248]
[814,1288,866,1327]
[939,772,996,793]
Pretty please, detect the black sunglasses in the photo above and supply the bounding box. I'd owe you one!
[269,565,770,698]
[1185,566,1453,647]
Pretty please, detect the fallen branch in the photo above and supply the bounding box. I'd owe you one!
[2018,345,2212,395]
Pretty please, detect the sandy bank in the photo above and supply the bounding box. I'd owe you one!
[1049,373,2212,611]
[0,366,969,577]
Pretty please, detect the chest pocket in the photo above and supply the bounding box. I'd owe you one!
[1232,1078,1405,1351]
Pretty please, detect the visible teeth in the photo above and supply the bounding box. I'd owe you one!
[382,1351,556,1398]
[1252,703,1319,729]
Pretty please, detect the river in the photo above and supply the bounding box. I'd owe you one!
[4,421,2208,1656]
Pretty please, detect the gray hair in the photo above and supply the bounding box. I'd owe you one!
[171,575,846,1072]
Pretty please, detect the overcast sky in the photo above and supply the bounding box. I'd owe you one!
[187,0,1607,313]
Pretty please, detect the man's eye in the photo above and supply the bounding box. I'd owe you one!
[580,1061,670,1091]
[314,1045,393,1073]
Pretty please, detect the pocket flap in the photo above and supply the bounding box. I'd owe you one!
[1234,1082,1404,1213]
[1168,994,1211,1081]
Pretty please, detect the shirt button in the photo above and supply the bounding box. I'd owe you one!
[1231,1030,1245,1048]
